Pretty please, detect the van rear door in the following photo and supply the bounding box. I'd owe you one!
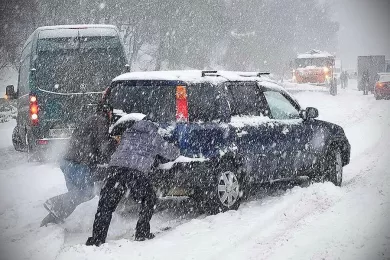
[34,27,126,138]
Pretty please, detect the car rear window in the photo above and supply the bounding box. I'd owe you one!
[108,81,176,122]
[187,83,230,122]
[379,74,390,82]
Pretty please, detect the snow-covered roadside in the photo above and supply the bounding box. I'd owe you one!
[0,80,389,260]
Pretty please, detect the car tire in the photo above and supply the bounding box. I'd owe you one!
[323,145,343,186]
[197,158,245,214]
[374,91,382,100]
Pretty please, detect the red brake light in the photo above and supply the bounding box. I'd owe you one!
[102,86,110,100]
[376,82,383,88]
[37,139,49,145]
[29,95,39,126]
[176,86,189,122]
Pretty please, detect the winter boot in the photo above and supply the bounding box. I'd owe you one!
[134,220,155,241]
[43,201,64,224]
[86,237,104,247]
[40,212,62,227]
[134,232,155,241]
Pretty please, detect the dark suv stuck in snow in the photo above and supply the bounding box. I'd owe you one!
[104,70,350,213]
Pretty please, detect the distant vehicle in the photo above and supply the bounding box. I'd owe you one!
[374,73,390,100]
[104,70,351,213]
[291,50,338,95]
[357,55,386,92]
[4,24,128,160]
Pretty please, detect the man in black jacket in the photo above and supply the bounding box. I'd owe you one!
[86,119,180,246]
[41,103,116,226]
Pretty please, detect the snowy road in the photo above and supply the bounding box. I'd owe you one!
[0,80,389,260]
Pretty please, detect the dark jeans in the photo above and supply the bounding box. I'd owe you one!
[44,160,95,220]
[90,167,157,243]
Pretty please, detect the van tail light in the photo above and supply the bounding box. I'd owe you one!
[29,95,39,126]
[376,82,384,88]
[37,139,49,145]
[102,86,110,100]
[176,86,189,122]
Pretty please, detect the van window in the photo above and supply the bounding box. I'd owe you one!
[36,36,126,93]
[18,56,30,96]
[108,81,176,122]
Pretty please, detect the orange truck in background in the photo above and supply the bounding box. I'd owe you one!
[292,50,336,86]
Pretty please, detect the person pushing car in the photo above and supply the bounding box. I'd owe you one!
[41,103,116,226]
[86,117,180,246]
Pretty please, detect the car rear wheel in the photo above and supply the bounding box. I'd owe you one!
[374,91,382,100]
[194,159,244,214]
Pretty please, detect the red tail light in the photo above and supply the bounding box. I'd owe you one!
[37,139,49,145]
[176,86,189,122]
[29,95,39,126]
[376,82,384,88]
[102,86,110,100]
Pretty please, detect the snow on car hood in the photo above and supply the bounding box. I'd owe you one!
[229,116,302,129]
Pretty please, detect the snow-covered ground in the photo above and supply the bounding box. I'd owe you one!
[0,80,389,260]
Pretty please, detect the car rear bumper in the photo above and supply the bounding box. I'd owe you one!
[376,88,390,96]
[151,160,217,193]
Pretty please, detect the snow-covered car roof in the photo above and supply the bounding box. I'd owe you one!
[36,24,119,39]
[112,70,284,91]
[378,73,390,82]
[297,49,334,59]
[36,24,117,31]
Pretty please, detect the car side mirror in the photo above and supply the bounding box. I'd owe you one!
[306,107,319,119]
[300,107,319,120]
[5,85,16,100]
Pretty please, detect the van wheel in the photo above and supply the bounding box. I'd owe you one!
[12,126,24,151]
[25,131,39,162]
[202,159,244,214]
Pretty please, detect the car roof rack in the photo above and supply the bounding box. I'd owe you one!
[235,72,270,77]
[201,70,220,77]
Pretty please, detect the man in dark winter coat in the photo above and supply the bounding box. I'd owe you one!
[86,119,180,246]
[361,70,370,95]
[41,103,116,226]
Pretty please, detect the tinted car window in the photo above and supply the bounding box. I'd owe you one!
[187,83,230,122]
[227,82,269,116]
[108,81,176,122]
[263,91,300,120]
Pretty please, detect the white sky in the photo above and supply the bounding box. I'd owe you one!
[332,0,390,69]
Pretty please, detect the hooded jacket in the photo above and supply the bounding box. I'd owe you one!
[109,120,180,173]
[64,113,116,166]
